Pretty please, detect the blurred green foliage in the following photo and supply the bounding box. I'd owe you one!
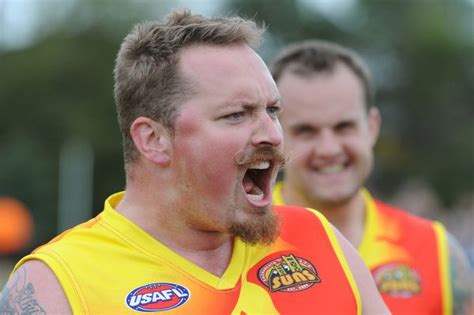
[225,0,474,204]
[0,0,472,251]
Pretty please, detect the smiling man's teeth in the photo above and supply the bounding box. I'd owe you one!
[248,161,270,170]
[319,164,344,175]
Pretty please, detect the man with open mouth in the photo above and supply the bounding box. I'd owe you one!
[1,10,388,315]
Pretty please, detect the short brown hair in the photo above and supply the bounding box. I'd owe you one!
[270,40,374,109]
[114,10,264,165]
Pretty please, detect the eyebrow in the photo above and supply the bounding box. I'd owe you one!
[225,97,281,110]
[267,98,281,107]
[289,122,315,130]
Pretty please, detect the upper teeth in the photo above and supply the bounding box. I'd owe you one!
[319,164,343,174]
[249,161,270,170]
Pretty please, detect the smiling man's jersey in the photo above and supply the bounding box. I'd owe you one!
[14,192,361,314]
[274,183,452,315]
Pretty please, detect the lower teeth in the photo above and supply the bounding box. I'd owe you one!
[247,193,264,201]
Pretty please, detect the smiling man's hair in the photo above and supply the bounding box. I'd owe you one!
[114,10,265,166]
[270,40,374,110]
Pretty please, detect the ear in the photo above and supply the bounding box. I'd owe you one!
[130,117,171,167]
[367,107,381,148]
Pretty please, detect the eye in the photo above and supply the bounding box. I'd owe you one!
[335,121,356,133]
[266,106,281,118]
[222,111,245,121]
[292,125,316,139]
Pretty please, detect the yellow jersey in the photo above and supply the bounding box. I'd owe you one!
[15,192,361,314]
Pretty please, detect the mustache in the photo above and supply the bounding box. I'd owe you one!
[234,147,287,169]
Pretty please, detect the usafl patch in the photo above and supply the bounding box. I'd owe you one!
[125,282,190,312]
[258,253,321,292]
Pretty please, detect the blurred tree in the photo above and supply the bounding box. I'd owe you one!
[0,0,178,248]
[0,21,122,248]
[225,0,474,207]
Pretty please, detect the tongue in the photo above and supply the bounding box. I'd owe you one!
[243,174,255,193]
[243,173,264,195]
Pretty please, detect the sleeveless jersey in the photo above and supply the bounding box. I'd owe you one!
[15,192,361,314]
[273,183,452,315]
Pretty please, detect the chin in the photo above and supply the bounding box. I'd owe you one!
[316,188,359,206]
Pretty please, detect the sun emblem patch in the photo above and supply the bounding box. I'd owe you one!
[373,263,421,298]
[258,254,321,292]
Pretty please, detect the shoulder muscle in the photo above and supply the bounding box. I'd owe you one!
[0,260,71,314]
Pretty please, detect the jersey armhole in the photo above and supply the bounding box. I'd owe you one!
[433,221,452,315]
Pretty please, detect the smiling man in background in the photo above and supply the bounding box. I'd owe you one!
[271,40,473,315]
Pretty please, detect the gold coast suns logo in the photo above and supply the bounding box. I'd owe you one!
[258,254,321,292]
[373,263,421,298]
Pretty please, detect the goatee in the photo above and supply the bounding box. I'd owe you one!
[228,206,280,246]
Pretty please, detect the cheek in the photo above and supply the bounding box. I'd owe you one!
[345,136,373,161]
[184,135,242,194]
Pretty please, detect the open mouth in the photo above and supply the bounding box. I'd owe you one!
[242,161,274,205]
[312,159,350,175]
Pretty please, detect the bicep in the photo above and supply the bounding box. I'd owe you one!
[0,260,71,314]
[447,233,474,315]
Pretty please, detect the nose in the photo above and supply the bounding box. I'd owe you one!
[250,113,283,148]
[313,129,342,157]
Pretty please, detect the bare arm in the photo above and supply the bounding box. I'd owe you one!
[333,226,391,315]
[0,260,71,315]
[448,233,474,315]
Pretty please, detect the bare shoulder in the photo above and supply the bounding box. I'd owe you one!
[0,260,71,314]
[332,226,391,315]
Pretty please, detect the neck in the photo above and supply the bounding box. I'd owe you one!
[115,184,234,277]
[283,189,366,248]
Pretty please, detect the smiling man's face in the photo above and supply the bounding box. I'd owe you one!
[277,63,380,209]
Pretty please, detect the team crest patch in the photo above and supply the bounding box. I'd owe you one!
[373,264,421,298]
[258,253,321,292]
[125,282,190,312]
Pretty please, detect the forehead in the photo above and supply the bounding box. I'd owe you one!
[178,44,279,107]
[277,64,366,124]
